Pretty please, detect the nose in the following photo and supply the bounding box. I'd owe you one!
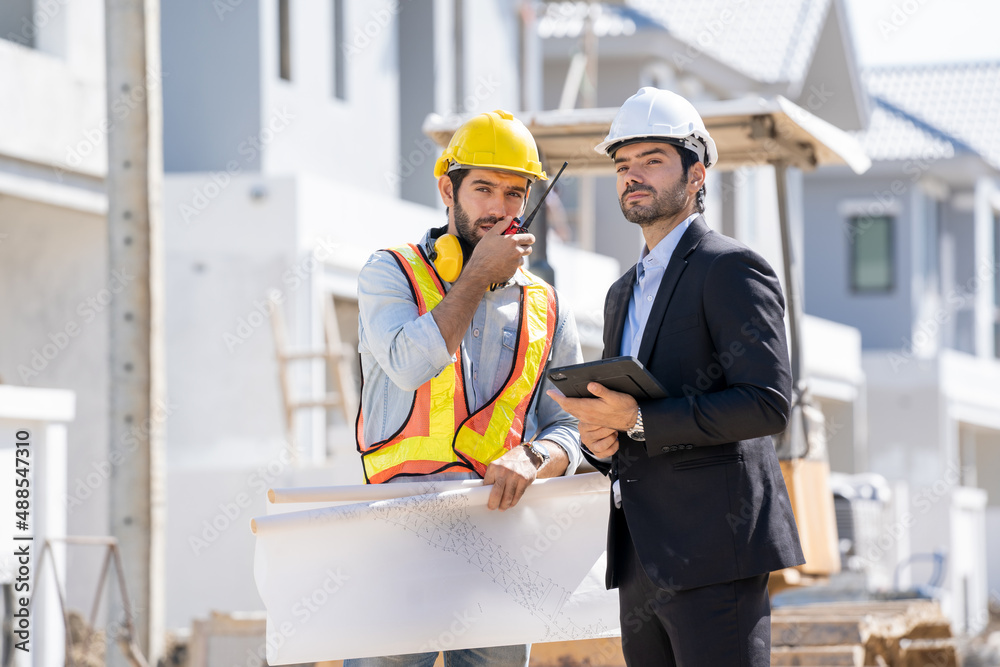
[623,166,644,185]
[490,192,516,218]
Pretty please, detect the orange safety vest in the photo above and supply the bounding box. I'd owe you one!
[356,243,558,484]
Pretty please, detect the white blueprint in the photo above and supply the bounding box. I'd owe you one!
[251,472,621,663]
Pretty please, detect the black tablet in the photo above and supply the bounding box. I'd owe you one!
[547,356,667,400]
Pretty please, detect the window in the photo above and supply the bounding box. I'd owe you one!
[848,215,894,292]
[332,0,346,99]
[0,0,35,48]
[278,0,291,81]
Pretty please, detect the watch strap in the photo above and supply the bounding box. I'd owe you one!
[626,406,645,441]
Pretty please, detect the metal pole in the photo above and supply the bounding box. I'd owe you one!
[105,0,165,662]
[775,162,805,459]
[775,162,802,387]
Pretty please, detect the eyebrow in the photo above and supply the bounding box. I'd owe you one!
[614,147,669,165]
[469,178,527,194]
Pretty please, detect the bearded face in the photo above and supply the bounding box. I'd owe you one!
[452,194,500,246]
[618,171,689,227]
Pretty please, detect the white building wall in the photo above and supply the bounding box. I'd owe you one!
[164,173,301,470]
[0,38,107,178]
[0,197,110,612]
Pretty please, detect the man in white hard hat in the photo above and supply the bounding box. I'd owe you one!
[550,87,804,666]
[349,110,584,667]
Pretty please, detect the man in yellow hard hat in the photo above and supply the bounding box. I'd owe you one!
[349,110,584,667]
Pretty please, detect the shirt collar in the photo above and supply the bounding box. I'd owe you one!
[636,212,699,280]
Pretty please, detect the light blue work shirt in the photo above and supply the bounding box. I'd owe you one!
[357,228,584,481]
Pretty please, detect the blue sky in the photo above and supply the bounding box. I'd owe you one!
[844,0,1000,66]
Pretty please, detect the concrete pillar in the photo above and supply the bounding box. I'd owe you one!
[104,0,166,661]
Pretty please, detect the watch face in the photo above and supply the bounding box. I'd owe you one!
[533,442,550,459]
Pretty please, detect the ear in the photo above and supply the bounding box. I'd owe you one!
[438,175,455,208]
[687,162,707,193]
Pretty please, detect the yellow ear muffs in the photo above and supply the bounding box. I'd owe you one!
[433,233,463,282]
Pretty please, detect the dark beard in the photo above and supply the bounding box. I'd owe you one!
[453,197,501,246]
[619,176,688,226]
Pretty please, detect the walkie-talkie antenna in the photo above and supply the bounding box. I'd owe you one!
[518,161,568,232]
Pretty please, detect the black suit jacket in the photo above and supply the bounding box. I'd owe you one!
[589,216,805,591]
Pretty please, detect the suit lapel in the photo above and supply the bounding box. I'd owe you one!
[603,266,636,359]
[636,216,712,364]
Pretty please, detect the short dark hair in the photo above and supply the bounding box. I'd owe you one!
[447,167,471,194]
[677,146,706,214]
[444,168,471,217]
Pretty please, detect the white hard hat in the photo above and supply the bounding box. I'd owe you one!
[595,87,718,168]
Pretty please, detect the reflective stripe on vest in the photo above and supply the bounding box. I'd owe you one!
[356,243,557,484]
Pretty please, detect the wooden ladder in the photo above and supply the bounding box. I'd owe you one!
[271,295,358,460]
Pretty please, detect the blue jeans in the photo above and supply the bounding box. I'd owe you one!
[343,644,529,667]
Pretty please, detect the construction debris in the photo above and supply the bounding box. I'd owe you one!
[771,598,957,666]
[66,610,104,667]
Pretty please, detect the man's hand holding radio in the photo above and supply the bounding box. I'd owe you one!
[464,216,534,289]
[432,217,534,354]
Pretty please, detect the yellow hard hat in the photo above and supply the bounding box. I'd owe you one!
[433,110,547,181]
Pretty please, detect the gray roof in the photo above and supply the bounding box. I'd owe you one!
[852,99,958,164]
[537,3,664,38]
[539,0,830,85]
[863,62,1000,169]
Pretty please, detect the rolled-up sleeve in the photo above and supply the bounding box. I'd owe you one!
[358,251,455,391]
[531,302,585,475]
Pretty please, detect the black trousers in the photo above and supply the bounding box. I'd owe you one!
[617,520,771,666]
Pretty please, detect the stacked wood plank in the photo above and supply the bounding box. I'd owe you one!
[770,599,957,666]
[318,600,957,667]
